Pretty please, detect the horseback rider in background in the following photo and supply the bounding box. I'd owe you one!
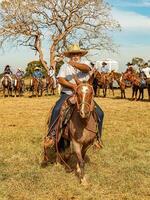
[1,65,14,89]
[32,67,43,79]
[16,68,24,79]
[141,63,150,79]
[48,66,57,89]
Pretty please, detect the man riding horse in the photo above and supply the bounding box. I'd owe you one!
[1,65,13,88]
[14,68,25,96]
[48,66,57,89]
[44,44,104,151]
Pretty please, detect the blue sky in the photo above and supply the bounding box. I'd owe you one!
[0,0,150,72]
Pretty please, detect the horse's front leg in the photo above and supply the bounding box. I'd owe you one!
[3,88,5,97]
[72,139,86,184]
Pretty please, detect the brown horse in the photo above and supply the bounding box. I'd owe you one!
[43,81,98,184]
[146,78,150,101]
[123,71,143,100]
[14,77,24,97]
[45,76,55,95]
[1,75,12,97]
[94,71,109,97]
[30,77,43,97]
[111,72,127,99]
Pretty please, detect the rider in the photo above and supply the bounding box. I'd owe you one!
[32,67,43,79]
[46,44,104,148]
[100,62,109,73]
[141,63,150,79]
[1,65,13,88]
[16,68,24,79]
[126,62,134,73]
[48,65,57,89]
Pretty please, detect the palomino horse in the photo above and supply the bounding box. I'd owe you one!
[45,76,55,95]
[43,81,98,184]
[30,77,43,97]
[1,75,12,97]
[14,77,24,97]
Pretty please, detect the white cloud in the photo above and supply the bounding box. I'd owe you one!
[112,0,150,8]
[112,8,150,32]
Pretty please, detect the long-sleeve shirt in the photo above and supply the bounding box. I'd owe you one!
[32,71,43,79]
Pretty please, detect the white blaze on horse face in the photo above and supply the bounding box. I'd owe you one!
[80,86,89,116]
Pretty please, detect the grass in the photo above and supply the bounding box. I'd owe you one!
[0,89,150,200]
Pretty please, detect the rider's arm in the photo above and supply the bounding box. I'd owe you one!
[68,61,90,73]
[57,77,76,91]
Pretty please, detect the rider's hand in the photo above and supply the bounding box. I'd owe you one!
[72,84,77,91]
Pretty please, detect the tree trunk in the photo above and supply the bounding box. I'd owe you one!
[50,43,56,71]
[35,34,49,73]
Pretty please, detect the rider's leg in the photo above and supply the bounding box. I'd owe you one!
[94,101,104,139]
[47,93,70,140]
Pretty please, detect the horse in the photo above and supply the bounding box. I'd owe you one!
[94,71,109,97]
[13,76,24,97]
[146,78,150,101]
[1,75,12,97]
[111,72,127,99]
[43,80,98,184]
[30,77,43,97]
[45,76,55,95]
[123,71,145,101]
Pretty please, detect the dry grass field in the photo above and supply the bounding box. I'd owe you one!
[0,89,150,200]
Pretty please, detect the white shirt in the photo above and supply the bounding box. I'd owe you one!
[57,61,91,95]
[141,67,150,78]
[98,65,109,73]
[48,69,55,77]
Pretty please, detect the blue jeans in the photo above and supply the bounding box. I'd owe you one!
[48,93,104,139]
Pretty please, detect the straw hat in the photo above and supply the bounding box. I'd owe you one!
[34,67,40,70]
[63,44,88,57]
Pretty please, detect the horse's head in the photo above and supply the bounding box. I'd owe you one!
[75,82,94,118]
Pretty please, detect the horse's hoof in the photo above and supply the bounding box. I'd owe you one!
[80,177,88,187]
[40,160,48,168]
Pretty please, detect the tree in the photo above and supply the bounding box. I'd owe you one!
[132,57,145,68]
[0,0,120,72]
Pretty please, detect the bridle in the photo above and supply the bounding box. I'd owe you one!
[75,83,94,112]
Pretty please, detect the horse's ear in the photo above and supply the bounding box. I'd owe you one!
[73,75,81,85]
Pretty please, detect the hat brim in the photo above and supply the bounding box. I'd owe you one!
[63,50,88,57]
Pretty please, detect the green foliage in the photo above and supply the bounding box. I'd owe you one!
[25,60,48,77]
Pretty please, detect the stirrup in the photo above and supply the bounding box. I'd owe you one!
[94,140,103,149]
[44,136,55,148]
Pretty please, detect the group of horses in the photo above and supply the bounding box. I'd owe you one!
[1,70,150,101]
[0,75,55,97]
[93,70,150,101]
